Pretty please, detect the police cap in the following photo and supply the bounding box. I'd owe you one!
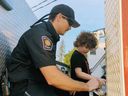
[50,4,80,28]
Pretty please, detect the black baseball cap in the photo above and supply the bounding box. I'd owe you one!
[50,4,80,28]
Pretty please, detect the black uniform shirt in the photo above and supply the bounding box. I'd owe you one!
[70,50,91,96]
[8,21,60,82]
[70,50,90,83]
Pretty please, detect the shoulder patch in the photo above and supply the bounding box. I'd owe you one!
[41,36,53,51]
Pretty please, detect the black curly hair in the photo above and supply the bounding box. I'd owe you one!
[74,32,98,49]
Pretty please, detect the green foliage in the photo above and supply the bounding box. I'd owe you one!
[63,48,76,67]
[58,39,65,62]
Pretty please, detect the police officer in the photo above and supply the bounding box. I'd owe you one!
[7,4,100,96]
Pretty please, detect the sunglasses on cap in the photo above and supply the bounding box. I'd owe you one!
[61,15,73,26]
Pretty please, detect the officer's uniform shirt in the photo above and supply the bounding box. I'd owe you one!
[7,21,64,96]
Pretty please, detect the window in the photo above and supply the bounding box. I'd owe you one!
[90,50,96,55]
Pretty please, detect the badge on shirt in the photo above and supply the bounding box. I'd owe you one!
[42,36,53,51]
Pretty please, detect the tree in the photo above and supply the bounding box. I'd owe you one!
[58,39,65,62]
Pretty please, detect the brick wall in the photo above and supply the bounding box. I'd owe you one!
[105,0,125,95]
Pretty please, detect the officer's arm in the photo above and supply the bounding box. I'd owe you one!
[40,65,99,92]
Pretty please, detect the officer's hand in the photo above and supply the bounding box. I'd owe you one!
[99,78,106,85]
[86,78,100,91]
[95,77,106,85]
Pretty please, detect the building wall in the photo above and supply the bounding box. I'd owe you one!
[0,0,37,76]
[88,29,105,78]
[89,48,105,77]
[105,0,125,95]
